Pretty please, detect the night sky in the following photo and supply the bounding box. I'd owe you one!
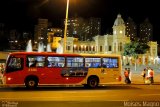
[0,0,160,42]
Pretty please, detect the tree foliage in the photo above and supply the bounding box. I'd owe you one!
[122,41,150,58]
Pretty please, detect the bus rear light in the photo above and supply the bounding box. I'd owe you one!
[118,76,122,81]
[116,76,121,81]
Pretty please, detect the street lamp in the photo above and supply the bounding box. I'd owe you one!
[63,0,70,53]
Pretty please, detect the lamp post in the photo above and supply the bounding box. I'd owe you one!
[63,0,69,53]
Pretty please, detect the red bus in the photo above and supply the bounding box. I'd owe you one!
[3,52,122,88]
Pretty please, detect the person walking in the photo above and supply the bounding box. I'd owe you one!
[141,68,147,83]
[124,68,131,84]
[0,70,3,84]
[128,68,132,82]
[148,68,154,84]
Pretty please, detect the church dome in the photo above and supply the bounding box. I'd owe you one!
[114,14,124,26]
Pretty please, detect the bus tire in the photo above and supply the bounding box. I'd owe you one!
[25,77,38,89]
[87,76,99,88]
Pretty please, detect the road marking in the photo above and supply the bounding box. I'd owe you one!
[0,97,129,102]
[0,93,129,101]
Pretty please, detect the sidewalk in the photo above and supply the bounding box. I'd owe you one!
[128,73,160,85]
[111,73,160,85]
[120,65,160,85]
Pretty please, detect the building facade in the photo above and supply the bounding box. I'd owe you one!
[125,17,137,41]
[63,17,101,41]
[139,18,153,42]
[47,28,63,50]
[53,14,158,66]
[34,18,48,44]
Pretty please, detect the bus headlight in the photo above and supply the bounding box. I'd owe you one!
[7,77,12,81]
[66,77,69,80]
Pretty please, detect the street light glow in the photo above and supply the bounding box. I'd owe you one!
[63,0,70,53]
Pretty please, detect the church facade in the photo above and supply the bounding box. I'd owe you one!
[51,14,158,66]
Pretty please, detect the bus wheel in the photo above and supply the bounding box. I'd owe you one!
[87,77,99,88]
[25,78,38,89]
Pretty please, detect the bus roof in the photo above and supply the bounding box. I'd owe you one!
[8,52,121,58]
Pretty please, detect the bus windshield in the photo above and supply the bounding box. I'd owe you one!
[6,57,23,73]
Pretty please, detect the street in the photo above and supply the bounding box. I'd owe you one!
[0,84,160,107]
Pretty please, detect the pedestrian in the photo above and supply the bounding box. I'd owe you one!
[0,70,3,84]
[0,64,4,74]
[141,68,147,83]
[148,68,154,84]
[124,68,131,84]
[128,68,132,82]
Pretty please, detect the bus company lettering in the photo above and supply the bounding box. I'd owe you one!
[28,68,37,72]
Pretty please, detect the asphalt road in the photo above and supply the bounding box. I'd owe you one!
[0,85,160,107]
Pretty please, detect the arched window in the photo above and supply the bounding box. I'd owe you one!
[79,46,81,51]
[109,45,112,51]
[100,46,102,52]
[114,43,116,52]
[93,46,95,51]
[120,42,122,51]
[86,46,88,51]
[89,46,91,51]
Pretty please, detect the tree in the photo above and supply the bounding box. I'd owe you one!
[122,41,150,71]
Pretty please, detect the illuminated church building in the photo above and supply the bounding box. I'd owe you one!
[49,14,158,66]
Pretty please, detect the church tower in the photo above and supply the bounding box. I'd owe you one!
[113,14,125,36]
[112,14,129,54]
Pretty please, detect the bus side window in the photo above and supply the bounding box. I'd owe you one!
[66,57,83,68]
[102,57,118,68]
[27,57,36,67]
[96,63,101,68]
[30,60,37,67]
[85,63,90,68]
[102,64,106,68]
[85,57,101,68]
[47,56,65,68]
[58,63,64,67]
[102,61,107,68]
[27,56,45,68]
